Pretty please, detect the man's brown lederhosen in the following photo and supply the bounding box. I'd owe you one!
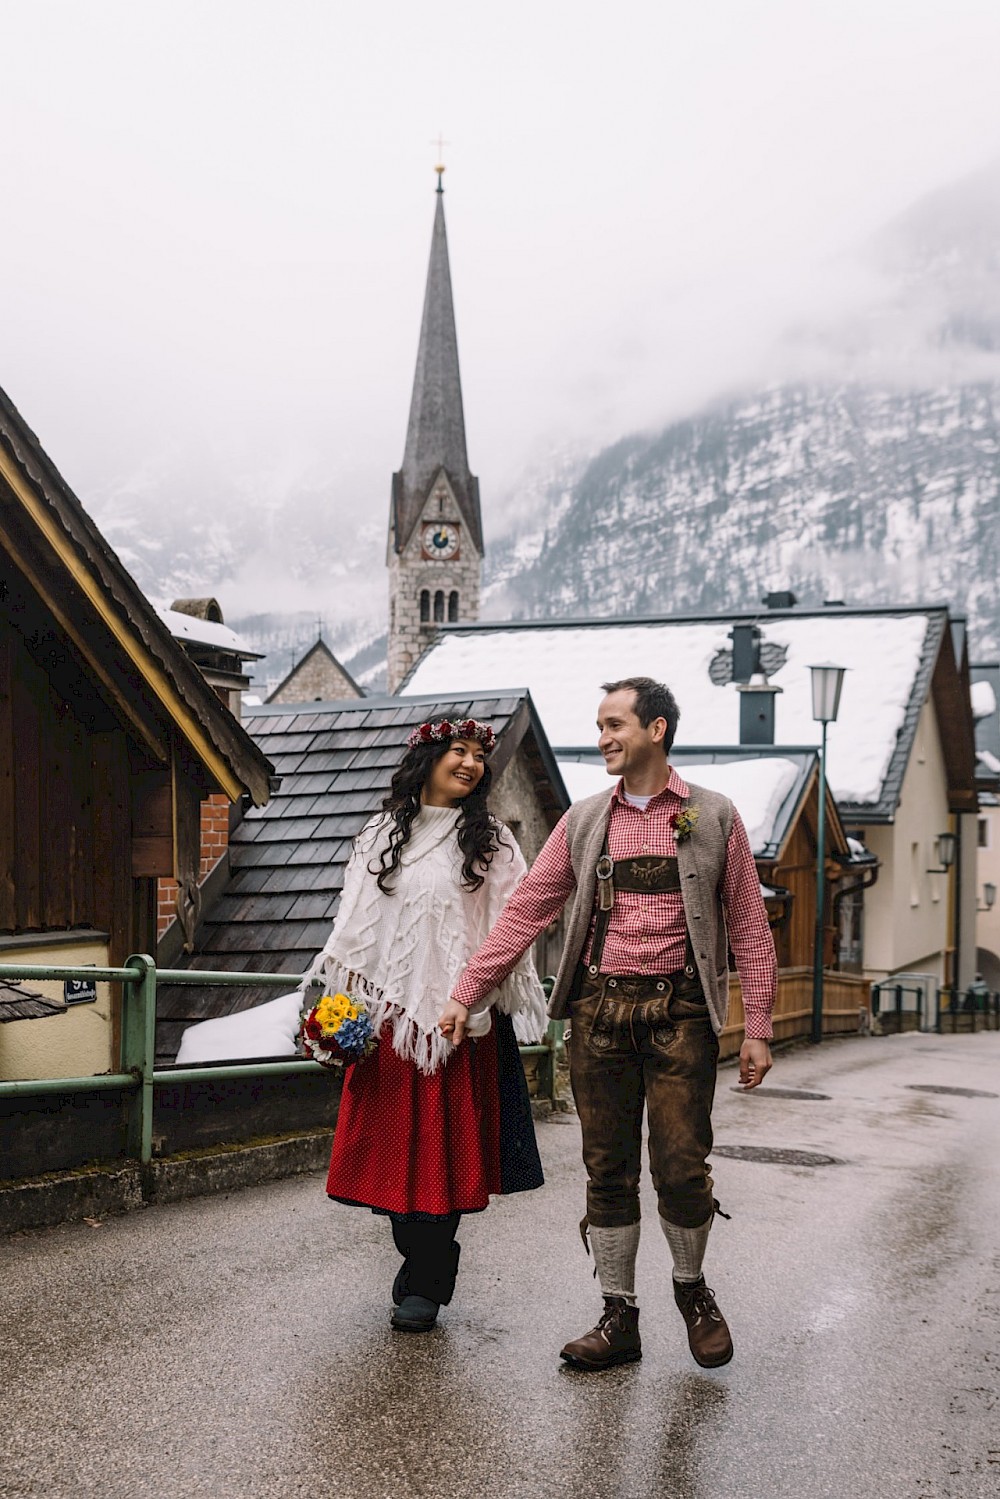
[568,846,719,1230]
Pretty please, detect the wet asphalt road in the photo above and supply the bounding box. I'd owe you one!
[2,1031,999,1499]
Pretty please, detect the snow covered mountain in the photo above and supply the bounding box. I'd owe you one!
[485,160,1000,658]
[485,379,1000,656]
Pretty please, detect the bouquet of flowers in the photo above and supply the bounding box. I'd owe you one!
[299,991,377,1069]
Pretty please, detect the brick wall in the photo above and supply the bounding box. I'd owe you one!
[156,793,230,937]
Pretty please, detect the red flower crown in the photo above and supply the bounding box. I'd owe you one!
[407,718,496,752]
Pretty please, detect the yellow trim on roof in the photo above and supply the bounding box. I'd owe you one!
[0,448,242,800]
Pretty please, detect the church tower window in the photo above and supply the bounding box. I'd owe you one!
[448,591,459,622]
[433,590,445,623]
[420,590,430,623]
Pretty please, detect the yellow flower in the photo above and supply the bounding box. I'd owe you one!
[315,992,359,1034]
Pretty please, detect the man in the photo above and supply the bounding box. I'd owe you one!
[438,677,775,1371]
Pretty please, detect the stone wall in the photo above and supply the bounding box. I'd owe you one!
[268,648,361,704]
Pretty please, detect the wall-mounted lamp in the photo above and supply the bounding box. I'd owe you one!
[927,831,957,874]
[977,881,997,913]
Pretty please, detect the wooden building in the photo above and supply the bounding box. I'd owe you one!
[0,384,274,1080]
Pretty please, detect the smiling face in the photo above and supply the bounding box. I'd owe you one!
[421,737,487,806]
[596,688,668,782]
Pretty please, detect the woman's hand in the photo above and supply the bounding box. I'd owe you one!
[438,999,470,1046]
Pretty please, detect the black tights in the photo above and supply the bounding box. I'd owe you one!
[389,1212,462,1305]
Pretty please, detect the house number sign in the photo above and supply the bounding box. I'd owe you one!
[64,977,98,1006]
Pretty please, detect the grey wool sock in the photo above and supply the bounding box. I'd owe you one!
[659,1212,713,1284]
[587,1222,641,1304]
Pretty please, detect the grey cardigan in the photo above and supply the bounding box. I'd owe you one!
[547,782,737,1036]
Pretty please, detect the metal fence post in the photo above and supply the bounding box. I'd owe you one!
[122,954,157,1165]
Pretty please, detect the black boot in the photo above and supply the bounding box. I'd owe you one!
[388,1213,461,1331]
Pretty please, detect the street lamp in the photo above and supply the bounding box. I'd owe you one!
[810,663,847,1044]
[978,881,997,914]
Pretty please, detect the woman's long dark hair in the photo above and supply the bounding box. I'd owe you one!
[370,738,501,894]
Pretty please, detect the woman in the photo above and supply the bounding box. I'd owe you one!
[304,717,546,1332]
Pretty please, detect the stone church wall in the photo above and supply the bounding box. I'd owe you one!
[269,650,361,704]
[387,476,481,691]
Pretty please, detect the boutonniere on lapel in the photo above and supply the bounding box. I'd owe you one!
[672,806,700,844]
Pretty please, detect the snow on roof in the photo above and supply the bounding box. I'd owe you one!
[407,613,931,806]
[555,756,801,856]
[972,679,997,721]
[175,990,301,1065]
[978,748,1000,774]
[156,606,257,656]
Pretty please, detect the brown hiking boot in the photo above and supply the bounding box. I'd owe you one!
[560,1297,642,1370]
[673,1276,734,1368]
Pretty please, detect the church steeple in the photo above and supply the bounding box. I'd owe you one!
[390,174,482,556]
[387,170,484,692]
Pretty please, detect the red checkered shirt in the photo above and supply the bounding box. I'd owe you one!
[452,768,776,1040]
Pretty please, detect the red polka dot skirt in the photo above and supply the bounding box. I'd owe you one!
[326,1010,543,1216]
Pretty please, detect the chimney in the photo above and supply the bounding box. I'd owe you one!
[762,590,798,611]
[730,623,762,683]
[737,673,783,746]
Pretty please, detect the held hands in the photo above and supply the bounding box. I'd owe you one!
[738,1038,773,1090]
[438,998,470,1047]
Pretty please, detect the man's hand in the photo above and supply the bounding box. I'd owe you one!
[438,999,470,1047]
[738,1038,773,1090]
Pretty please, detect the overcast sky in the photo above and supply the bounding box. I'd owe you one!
[2,0,999,542]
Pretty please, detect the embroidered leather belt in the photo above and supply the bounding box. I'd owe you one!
[603,855,682,893]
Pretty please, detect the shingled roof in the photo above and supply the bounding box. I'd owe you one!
[156,690,565,1061]
[0,384,273,805]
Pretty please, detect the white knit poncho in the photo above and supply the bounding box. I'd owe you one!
[303,804,549,1074]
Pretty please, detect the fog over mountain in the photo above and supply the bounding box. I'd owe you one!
[486,160,1000,661]
[86,159,1000,688]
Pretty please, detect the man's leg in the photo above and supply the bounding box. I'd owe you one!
[560,980,645,1369]
[643,996,733,1367]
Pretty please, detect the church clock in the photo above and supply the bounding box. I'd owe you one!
[421,522,460,561]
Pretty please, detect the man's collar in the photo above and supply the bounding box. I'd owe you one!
[614,765,690,804]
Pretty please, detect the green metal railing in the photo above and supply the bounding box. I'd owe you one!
[937,985,1000,1033]
[0,958,565,1166]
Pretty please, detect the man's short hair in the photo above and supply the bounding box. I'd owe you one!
[600,676,680,754]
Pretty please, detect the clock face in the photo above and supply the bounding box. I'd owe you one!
[422,522,460,560]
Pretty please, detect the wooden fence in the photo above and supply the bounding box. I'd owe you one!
[719,967,871,1060]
